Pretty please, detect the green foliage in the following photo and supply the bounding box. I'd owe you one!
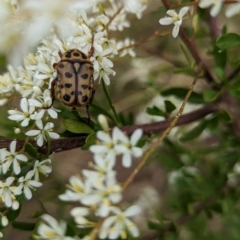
[63,119,94,134]
[161,88,204,104]
[216,33,240,50]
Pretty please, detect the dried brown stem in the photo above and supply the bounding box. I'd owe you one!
[2,104,217,154]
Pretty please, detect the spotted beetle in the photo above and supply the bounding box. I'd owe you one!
[51,48,95,121]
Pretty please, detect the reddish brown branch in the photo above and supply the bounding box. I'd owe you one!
[2,104,217,154]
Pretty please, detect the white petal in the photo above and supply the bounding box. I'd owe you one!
[112,127,128,143]
[210,2,223,17]
[48,109,58,119]
[131,147,143,158]
[21,118,30,127]
[97,131,112,142]
[24,186,32,200]
[130,129,142,145]
[36,135,44,147]
[6,177,15,185]
[13,159,20,175]
[16,154,28,162]
[48,132,60,139]
[172,24,180,38]
[122,153,132,168]
[20,98,28,112]
[29,180,42,188]
[166,9,178,17]
[4,191,12,207]
[9,140,16,153]
[225,4,240,18]
[124,205,141,216]
[25,130,40,136]
[159,17,174,25]
[35,119,43,129]
[179,7,189,18]
[125,218,140,237]
[8,115,25,121]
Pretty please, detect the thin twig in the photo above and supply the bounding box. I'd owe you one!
[122,76,198,191]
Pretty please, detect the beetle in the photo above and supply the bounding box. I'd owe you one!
[51,48,95,121]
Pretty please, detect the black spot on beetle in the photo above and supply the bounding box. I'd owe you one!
[81,53,87,59]
[65,72,73,78]
[59,63,64,68]
[79,91,82,95]
[60,84,64,89]
[81,84,88,89]
[65,83,72,88]
[71,91,75,95]
[82,95,88,102]
[89,66,94,71]
[81,73,88,79]
[73,52,80,57]
[65,52,72,58]
[63,94,71,102]
[88,86,92,90]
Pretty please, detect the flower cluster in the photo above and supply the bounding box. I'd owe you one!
[0,0,149,238]
[0,140,51,237]
[159,1,240,38]
[34,115,143,239]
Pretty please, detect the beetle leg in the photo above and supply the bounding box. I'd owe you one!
[85,86,95,123]
[88,35,95,58]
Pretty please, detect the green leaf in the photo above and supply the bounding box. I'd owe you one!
[203,89,220,102]
[81,133,96,150]
[161,88,204,104]
[30,210,44,218]
[164,100,176,113]
[62,110,79,120]
[24,143,38,158]
[218,110,232,123]
[63,119,94,134]
[216,33,240,50]
[147,220,161,230]
[12,221,36,231]
[179,120,208,141]
[146,106,165,117]
[212,45,227,69]
[6,205,21,222]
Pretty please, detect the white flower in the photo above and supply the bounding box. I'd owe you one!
[0,177,21,208]
[74,26,105,53]
[37,214,75,240]
[70,207,94,228]
[8,98,35,127]
[115,128,143,168]
[225,1,240,18]
[107,4,130,31]
[28,89,60,120]
[99,205,141,239]
[81,175,122,217]
[123,0,148,19]
[18,170,42,200]
[33,159,52,181]
[25,120,59,147]
[1,140,28,175]
[91,49,116,85]
[198,0,223,17]
[159,7,189,38]
[0,215,8,227]
[59,175,91,202]
[89,128,120,164]
[117,38,136,57]
[98,114,110,132]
